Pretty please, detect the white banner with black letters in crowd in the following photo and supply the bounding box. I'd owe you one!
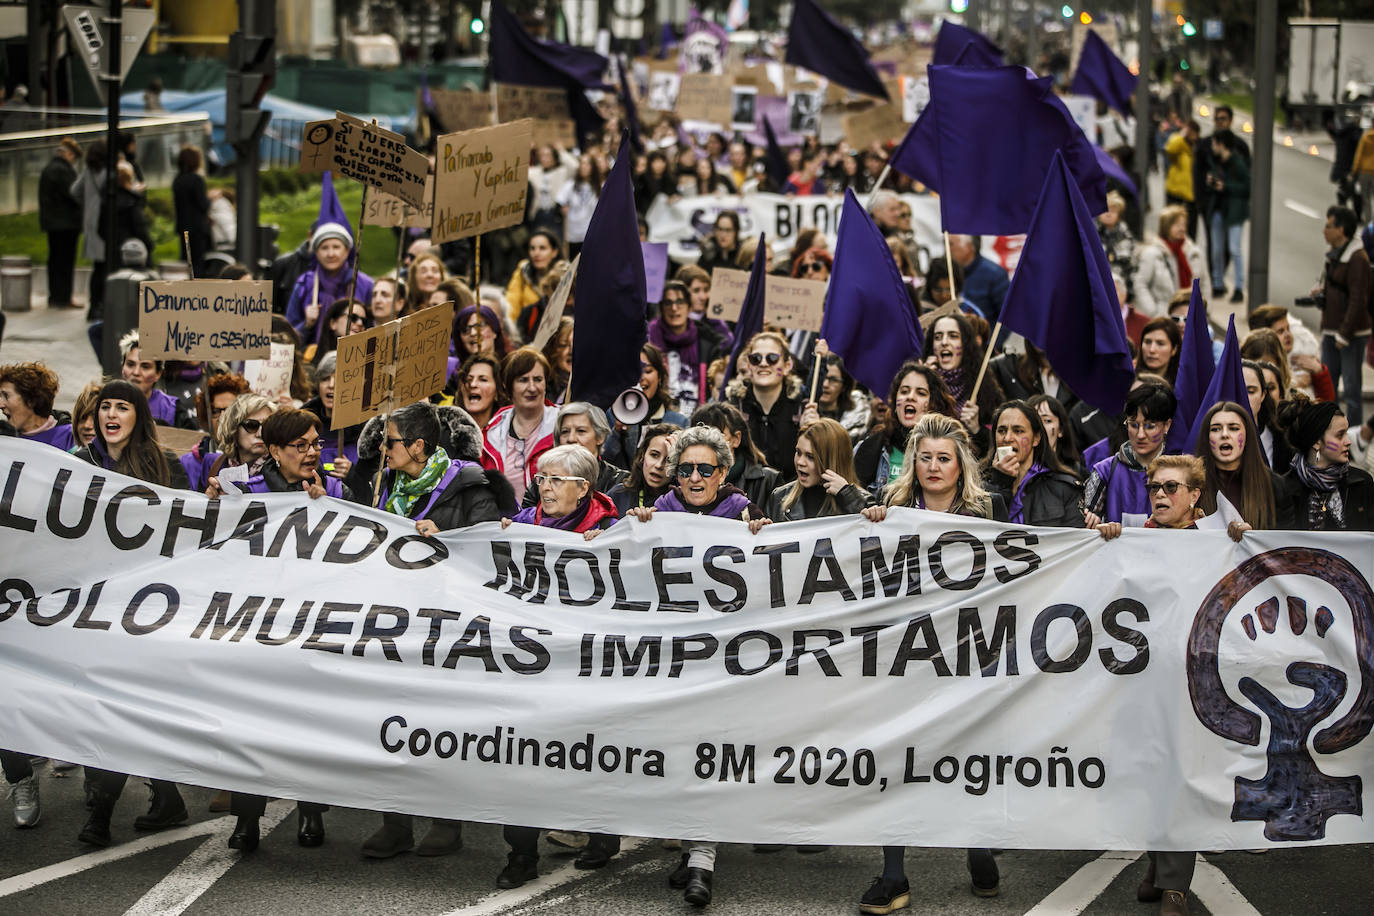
[1,439,1372,850]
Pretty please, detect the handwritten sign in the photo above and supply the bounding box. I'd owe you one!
[363,173,435,229]
[707,268,751,322]
[495,85,576,147]
[298,114,429,209]
[137,279,272,360]
[842,100,908,150]
[531,253,580,351]
[155,425,209,457]
[764,275,826,332]
[429,87,493,132]
[677,73,733,125]
[242,342,295,399]
[332,303,455,430]
[432,120,532,244]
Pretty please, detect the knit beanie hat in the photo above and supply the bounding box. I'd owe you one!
[311,221,353,252]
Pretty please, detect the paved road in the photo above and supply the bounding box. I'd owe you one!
[1,768,1370,915]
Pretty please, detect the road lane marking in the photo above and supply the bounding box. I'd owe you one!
[1194,856,1263,916]
[438,837,651,916]
[0,816,234,897]
[1022,850,1142,916]
[1283,199,1323,220]
[121,800,293,916]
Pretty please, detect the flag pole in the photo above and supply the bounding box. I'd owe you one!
[969,320,1002,404]
[864,163,892,210]
[474,234,482,289]
[942,231,956,301]
[183,232,195,279]
[808,340,824,407]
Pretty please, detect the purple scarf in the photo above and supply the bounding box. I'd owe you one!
[655,485,752,519]
[1007,462,1047,525]
[937,366,969,413]
[648,317,701,372]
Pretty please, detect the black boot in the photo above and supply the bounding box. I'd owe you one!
[668,853,691,889]
[78,793,116,847]
[496,852,539,889]
[967,848,1000,897]
[683,867,713,907]
[298,808,325,847]
[228,815,260,852]
[416,818,463,856]
[362,812,415,858]
[133,781,187,831]
[575,834,621,869]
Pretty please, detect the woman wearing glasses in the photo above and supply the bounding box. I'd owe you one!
[1084,382,1177,526]
[622,425,766,908]
[199,394,275,496]
[648,281,726,417]
[730,331,804,479]
[858,412,1004,910]
[359,401,509,861]
[73,380,190,848]
[452,303,510,363]
[517,402,626,508]
[1274,395,1374,530]
[791,247,831,282]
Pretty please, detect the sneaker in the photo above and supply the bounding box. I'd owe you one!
[859,876,911,915]
[967,848,1000,897]
[10,775,39,828]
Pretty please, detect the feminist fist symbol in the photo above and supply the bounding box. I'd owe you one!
[1188,548,1374,841]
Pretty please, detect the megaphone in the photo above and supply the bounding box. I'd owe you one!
[612,386,650,425]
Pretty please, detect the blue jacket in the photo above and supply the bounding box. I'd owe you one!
[961,254,1010,324]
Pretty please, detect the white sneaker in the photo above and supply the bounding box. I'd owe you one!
[10,775,39,828]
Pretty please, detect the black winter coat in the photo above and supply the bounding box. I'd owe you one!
[985,468,1085,528]
[98,187,153,265]
[380,463,508,531]
[729,459,779,510]
[1274,465,1374,531]
[765,480,872,521]
[987,353,1080,414]
[731,386,803,481]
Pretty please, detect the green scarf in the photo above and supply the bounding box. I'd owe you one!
[385,446,451,517]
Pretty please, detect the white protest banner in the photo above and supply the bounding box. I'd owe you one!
[3,438,1373,850]
[764,275,826,331]
[433,121,532,244]
[137,280,272,361]
[243,342,295,399]
[707,267,751,322]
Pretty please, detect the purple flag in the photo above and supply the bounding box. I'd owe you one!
[1071,30,1137,116]
[819,190,924,398]
[998,150,1134,414]
[785,0,889,101]
[719,234,769,399]
[1185,315,1252,451]
[895,64,1107,235]
[1166,280,1215,452]
[760,115,791,190]
[316,171,351,236]
[617,53,643,152]
[488,0,607,140]
[1094,145,1138,198]
[932,21,1004,67]
[571,133,647,409]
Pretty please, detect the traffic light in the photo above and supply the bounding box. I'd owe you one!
[470,16,485,35]
[1181,20,1197,37]
[1061,5,1074,18]
[226,33,274,149]
[950,0,969,12]
[1079,12,1092,24]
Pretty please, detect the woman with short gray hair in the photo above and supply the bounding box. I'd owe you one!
[519,401,627,508]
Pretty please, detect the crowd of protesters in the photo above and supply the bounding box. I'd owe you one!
[8,24,1374,916]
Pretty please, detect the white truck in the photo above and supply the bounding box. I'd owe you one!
[1287,18,1374,118]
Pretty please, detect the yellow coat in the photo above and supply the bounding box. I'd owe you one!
[505,259,543,323]
[1164,132,1193,202]
[1353,129,1374,176]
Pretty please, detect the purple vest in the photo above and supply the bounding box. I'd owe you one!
[1090,455,1150,523]
[179,448,222,493]
[23,423,77,452]
[148,389,179,426]
[242,470,344,498]
[1082,436,1110,470]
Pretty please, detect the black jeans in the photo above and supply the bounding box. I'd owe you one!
[230,793,328,818]
[86,767,178,801]
[46,229,79,306]
[0,749,33,784]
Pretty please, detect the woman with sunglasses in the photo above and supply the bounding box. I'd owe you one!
[854,361,958,494]
[690,402,780,508]
[603,343,689,468]
[731,331,804,479]
[767,418,871,521]
[73,380,190,848]
[1095,454,1226,916]
[1274,395,1374,530]
[358,401,509,861]
[607,422,681,515]
[1084,382,1177,527]
[791,247,832,282]
[200,394,274,496]
[984,400,1085,527]
[622,425,766,908]
[648,281,727,417]
[858,412,1005,910]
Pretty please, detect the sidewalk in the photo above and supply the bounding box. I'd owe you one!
[0,304,102,413]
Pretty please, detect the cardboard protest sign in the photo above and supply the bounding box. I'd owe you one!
[429,87,493,132]
[300,119,335,174]
[842,100,907,150]
[154,425,209,457]
[331,302,455,430]
[677,73,733,125]
[788,90,822,135]
[531,253,580,351]
[243,342,296,399]
[362,172,435,229]
[432,120,532,244]
[138,280,272,361]
[707,268,750,322]
[495,85,576,147]
[298,115,429,209]
[764,275,826,332]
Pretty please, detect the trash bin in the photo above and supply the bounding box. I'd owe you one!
[1,255,32,313]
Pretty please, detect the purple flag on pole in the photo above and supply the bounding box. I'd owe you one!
[617,53,643,152]
[571,133,647,409]
[1184,315,1252,451]
[1166,279,1216,452]
[719,234,769,399]
[488,0,608,140]
[932,21,1004,67]
[1071,30,1137,116]
[819,190,925,398]
[998,150,1134,414]
[1094,145,1138,198]
[893,64,1107,235]
[316,171,351,236]
[760,115,791,189]
[784,0,889,101]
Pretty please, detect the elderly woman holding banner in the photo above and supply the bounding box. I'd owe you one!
[859,412,1004,910]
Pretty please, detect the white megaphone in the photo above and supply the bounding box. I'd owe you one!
[612,386,650,425]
